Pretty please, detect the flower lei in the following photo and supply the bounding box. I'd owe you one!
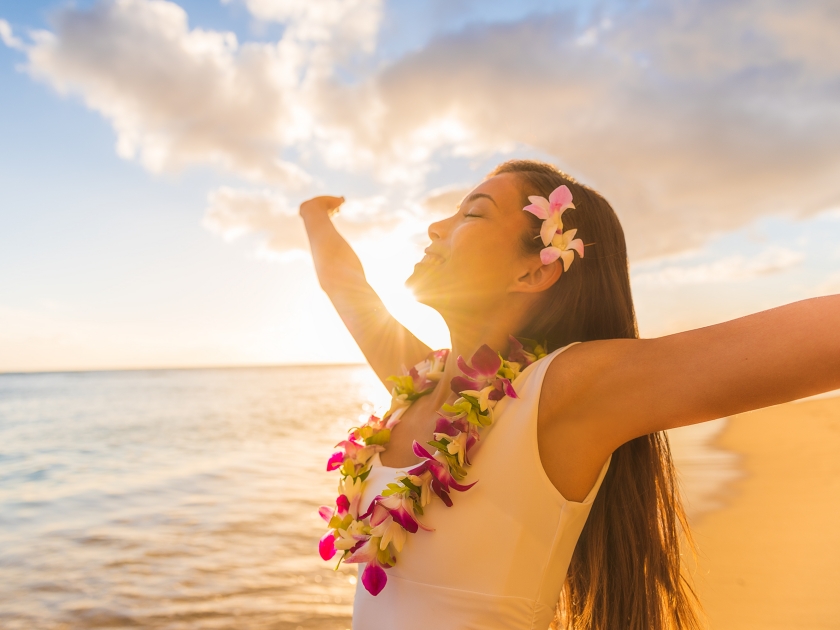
[317,183,584,597]
[318,335,548,596]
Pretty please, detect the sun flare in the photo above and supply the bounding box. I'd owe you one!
[356,233,451,352]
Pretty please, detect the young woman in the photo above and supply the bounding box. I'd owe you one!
[300,160,840,630]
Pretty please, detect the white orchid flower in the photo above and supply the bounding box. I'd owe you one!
[406,471,434,507]
[541,228,585,270]
[444,431,468,466]
[370,514,408,552]
[334,519,368,550]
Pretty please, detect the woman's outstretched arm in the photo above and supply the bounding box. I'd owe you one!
[537,295,840,500]
[299,196,432,390]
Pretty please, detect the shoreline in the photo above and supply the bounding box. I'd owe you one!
[685,396,840,629]
[668,417,741,523]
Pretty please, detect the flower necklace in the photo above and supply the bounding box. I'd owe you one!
[317,182,583,597]
[318,335,548,596]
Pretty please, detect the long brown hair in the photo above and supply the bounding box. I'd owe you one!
[488,160,702,630]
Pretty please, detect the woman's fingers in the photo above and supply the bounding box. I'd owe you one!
[326,196,344,216]
[299,195,345,217]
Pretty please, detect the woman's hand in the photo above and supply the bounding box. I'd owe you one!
[299,195,345,218]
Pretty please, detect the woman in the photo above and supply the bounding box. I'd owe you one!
[300,160,840,629]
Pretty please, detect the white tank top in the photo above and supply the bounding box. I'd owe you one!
[352,342,612,629]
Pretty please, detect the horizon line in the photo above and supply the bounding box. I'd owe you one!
[0,361,370,377]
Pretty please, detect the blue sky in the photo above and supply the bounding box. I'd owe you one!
[1,0,838,372]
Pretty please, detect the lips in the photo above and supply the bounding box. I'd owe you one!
[420,252,445,265]
[421,248,446,265]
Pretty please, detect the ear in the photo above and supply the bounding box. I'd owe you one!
[508,257,562,295]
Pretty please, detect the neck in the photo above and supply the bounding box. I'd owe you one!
[424,305,526,410]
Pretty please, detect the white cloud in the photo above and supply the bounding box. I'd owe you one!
[332,195,403,238]
[418,184,471,220]
[225,0,382,53]
[7,0,840,261]
[354,1,840,259]
[203,186,402,255]
[21,0,313,186]
[203,186,306,251]
[814,271,840,297]
[632,247,804,286]
[0,18,23,50]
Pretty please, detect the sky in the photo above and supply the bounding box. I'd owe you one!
[1,0,839,372]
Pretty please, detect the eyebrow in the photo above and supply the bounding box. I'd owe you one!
[461,193,498,208]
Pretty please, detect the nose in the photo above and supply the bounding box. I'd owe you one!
[427,215,449,242]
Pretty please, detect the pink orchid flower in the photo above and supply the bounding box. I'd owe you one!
[455,344,501,383]
[408,441,477,493]
[451,344,518,405]
[319,529,337,560]
[430,477,453,506]
[361,560,387,596]
[507,335,536,366]
[326,451,344,471]
[540,228,585,270]
[334,439,384,466]
[365,491,431,534]
[364,414,386,431]
[523,184,575,246]
[336,494,350,515]
[345,536,391,596]
[318,505,334,523]
[339,475,363,518]
[452,364,497,403]
[434,416,460,437]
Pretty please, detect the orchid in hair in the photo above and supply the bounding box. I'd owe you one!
[545,228,585,271]
[523,184,585,270]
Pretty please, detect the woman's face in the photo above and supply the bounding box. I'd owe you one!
[406,173,539,314]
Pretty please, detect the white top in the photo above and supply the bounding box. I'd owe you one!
[352,342,612,630]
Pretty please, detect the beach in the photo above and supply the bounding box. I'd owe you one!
[687,396,840,629]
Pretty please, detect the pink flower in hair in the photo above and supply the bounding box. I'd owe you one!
[541,228,585,270]
[522,184,585,270]
[523,184,575,246]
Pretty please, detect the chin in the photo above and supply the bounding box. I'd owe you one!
[406,260,465,313]
[404,267,427,302]
[405,265,439,308]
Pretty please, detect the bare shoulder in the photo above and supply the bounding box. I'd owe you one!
[535,340,631,502]
[539,338,642,428]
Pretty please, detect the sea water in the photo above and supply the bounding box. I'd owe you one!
[0,366,736,629]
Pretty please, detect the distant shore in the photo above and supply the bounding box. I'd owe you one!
[688,396,840,629]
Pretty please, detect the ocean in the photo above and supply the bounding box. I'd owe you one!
[0,365,737,629]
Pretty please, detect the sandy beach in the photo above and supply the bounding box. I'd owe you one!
[688,396,840,629]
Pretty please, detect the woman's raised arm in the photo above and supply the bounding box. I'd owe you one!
[547,294,840,456]
[299,196,432,390]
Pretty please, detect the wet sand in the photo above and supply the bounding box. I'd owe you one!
[687,396,840,629]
